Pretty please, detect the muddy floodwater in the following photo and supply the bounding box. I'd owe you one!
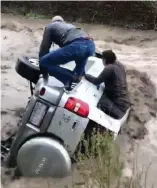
[1,13,157,188]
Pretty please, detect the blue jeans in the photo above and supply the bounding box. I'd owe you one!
[39,38,95,85]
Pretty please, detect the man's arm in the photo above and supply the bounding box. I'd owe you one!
[85,65,113,85]
[39,26,52,58]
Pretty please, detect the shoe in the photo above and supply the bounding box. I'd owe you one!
[64,82,78,93]
[64,75,82,93]
[69,82,78,90]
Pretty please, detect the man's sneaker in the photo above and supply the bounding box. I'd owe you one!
[64,75,83,93]
[70,82,78,90]
[64,82,78,93]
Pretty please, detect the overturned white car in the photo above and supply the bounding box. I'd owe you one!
[1,53,130,178]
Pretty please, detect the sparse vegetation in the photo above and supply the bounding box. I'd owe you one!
[71,129,144,188]
[25,12,45,19]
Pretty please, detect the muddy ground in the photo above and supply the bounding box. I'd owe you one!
[1,14,157,187]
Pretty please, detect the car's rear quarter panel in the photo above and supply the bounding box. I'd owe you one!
[47,107,89,155]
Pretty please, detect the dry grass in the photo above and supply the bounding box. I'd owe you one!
[72,129,124,188]
[71,129,153,188]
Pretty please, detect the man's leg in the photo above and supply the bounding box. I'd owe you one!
[73,39,95,77]
[48,65,74,85]
[98,96,124,119]
[40,45,77,85]
[40,39,95,86]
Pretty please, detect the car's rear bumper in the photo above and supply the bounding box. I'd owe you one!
[6,96,89,167]
[6,96,57,167]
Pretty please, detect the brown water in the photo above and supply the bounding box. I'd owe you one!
[1,14,157,188]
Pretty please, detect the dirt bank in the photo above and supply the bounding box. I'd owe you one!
[125,69,157,139]
[1,14,157,187]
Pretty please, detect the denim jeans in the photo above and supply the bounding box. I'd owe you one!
[39,38,95,85]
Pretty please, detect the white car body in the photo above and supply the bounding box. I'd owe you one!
[5,55,130,178]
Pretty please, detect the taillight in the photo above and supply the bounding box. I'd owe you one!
[39,87,46,96]
[64,97,89,117]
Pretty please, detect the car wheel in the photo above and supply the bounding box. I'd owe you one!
[15,56,40,84]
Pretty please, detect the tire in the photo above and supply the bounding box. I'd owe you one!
[16,137,71,177]
[15,56,40,84]
[14,167,21,178]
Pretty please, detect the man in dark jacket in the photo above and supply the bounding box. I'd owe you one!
[85,50,130,119]
[39,16,95,91]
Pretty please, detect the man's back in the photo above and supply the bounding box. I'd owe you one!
[39,21,88,58]
[103,61,130,112]
[39,16,95,91]
[85,50,130,118]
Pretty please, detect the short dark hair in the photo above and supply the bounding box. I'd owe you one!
[102,50,116,64]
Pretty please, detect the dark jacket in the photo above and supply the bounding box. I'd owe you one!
[39,21,88,58]
[85,61,131,113]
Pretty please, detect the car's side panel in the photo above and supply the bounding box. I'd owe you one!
[88,106,121,134]
[88,106,131,135]
[35,78,64,106]
[47,107,89,155]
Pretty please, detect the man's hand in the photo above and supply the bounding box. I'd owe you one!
[85,74,93,82]
[85,73,102,85]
